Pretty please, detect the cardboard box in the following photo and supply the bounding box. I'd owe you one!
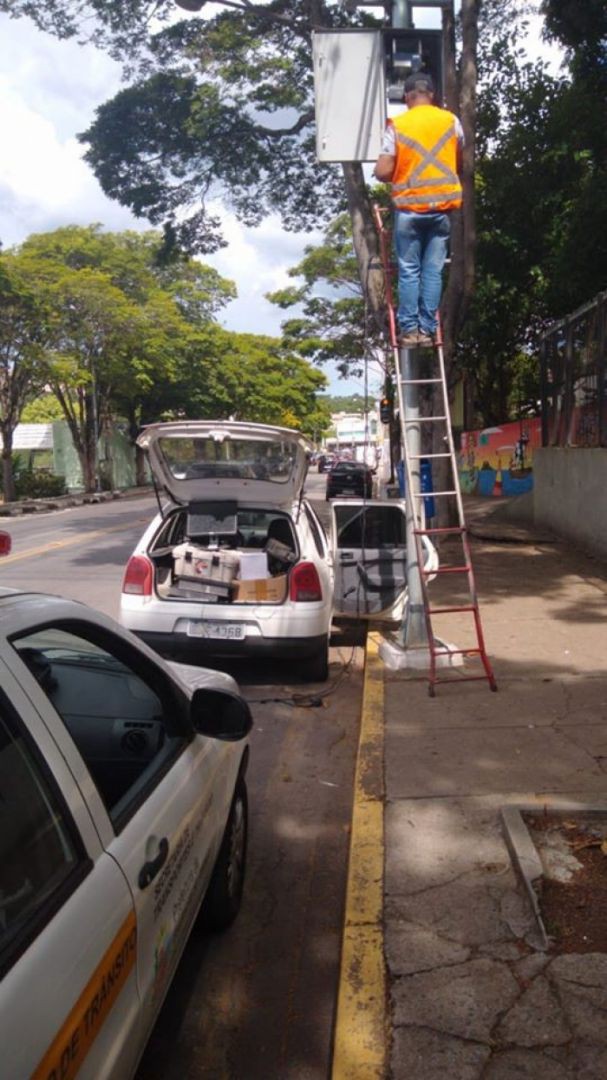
[232,574,288,603]
[238,551,269,581]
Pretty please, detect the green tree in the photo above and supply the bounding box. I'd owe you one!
[146,323,331,436]
[18,226,237,489]
[38,266,138,492]
[21,395,64,423]
[267,212,380,381]
[457,0,606,426]
[0,253,51,501]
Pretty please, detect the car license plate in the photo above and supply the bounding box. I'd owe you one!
[187,622,245,641]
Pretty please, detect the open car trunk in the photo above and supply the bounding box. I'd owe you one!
[147,504,298,606]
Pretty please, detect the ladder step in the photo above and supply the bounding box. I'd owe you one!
[428,605,476,615]
[408,452,451,460]
[403,415,447,423]
[416,526,466,535]
[432,647,481,657]
[400,378,442,385]
[412,489,457,497]
[422,565,470,575]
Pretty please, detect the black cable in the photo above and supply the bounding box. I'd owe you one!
[245,644,358,709]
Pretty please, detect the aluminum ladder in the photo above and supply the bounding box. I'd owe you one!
[373,203,497,696]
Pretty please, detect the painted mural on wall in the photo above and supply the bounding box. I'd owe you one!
[458,418,542,497]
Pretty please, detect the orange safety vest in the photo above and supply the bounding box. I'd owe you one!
[390,104,462,214]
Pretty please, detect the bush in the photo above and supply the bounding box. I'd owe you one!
[15,470,66,499]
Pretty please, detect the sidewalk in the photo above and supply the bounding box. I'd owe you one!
[384,499,607,1078]
[0,485,153,516]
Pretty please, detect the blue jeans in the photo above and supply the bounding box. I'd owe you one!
[394,211,451,335]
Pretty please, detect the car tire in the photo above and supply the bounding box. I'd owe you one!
[200,778,248,932]
[301,638,329,683]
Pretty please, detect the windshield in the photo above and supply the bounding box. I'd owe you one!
[158,436,295,484]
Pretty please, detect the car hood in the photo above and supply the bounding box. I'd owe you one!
[138,420,312,509]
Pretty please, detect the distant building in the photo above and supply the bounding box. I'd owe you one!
[324,410,379,463]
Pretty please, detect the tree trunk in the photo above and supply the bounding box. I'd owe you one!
[341,162,386,339]
[441,0,478,354]
[435,0,479,527]
[126,405,148,487]
[53,386,98,493]
[1,432,16,503]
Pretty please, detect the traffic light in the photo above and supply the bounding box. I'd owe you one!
[380,397,393,424]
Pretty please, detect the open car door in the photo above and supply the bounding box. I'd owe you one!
[330,499,438,622]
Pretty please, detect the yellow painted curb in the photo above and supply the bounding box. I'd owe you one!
[332,633,387,1080]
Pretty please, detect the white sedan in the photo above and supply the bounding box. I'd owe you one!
[0,582,251,1080]
[119,420,438,682]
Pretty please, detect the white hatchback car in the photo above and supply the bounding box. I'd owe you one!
[120,421,438,681]
[0,585,251,1080]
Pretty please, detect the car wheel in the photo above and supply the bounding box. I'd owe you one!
[200,778,248,932]
[301,637,329,683]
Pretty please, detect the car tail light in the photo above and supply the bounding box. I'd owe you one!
[290,562,323,602]
[122,555,153,596]
[0,531,11,556]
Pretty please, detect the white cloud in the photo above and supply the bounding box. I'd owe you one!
[0,15,143,247]
[203,204,322,335]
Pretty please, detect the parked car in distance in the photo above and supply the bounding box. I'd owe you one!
[326,460,374,500]
[317,453,335,473]
[0,588,252,1080]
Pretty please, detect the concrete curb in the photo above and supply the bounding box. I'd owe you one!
[332,632,387,1080]
[0,487,153,517]
[500,806,549,951]
[502,802,607,952]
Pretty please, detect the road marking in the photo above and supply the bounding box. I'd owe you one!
[332,632,386,1080]
[0,518,147,566]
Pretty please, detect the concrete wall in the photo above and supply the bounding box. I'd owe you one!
[534,448,607,558]
[52,421,145,492]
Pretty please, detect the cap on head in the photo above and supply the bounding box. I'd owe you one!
[404,72,435,96]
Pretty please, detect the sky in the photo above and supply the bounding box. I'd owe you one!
[0,4,562,398]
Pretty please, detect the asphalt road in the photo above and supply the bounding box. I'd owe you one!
[0,473,363,1078]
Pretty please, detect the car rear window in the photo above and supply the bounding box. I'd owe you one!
[158,437,294,484]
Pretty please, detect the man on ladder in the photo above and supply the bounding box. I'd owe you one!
[374,72,464,349]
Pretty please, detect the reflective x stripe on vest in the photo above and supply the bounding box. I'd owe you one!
[390,110,462,214]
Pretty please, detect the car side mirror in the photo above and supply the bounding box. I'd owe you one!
[190,687,253,742]
[0,531,11,556]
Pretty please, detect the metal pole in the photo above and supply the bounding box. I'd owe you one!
[391,0,429,648]
[392,0,412,27]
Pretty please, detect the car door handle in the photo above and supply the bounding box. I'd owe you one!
[138,837,169,889]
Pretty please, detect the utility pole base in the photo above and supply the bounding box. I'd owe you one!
[378,634,465,671]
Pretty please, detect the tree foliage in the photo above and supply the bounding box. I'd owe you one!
[67,1,350,251]
[0,252,51,500]
[454,0,607,425]
[1,224,329,493]
[267,212,381,380]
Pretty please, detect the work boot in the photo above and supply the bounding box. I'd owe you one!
[399,331,419,348]
[417,331,435,348]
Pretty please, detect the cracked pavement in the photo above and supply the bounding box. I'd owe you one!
[384,509,607,1079]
